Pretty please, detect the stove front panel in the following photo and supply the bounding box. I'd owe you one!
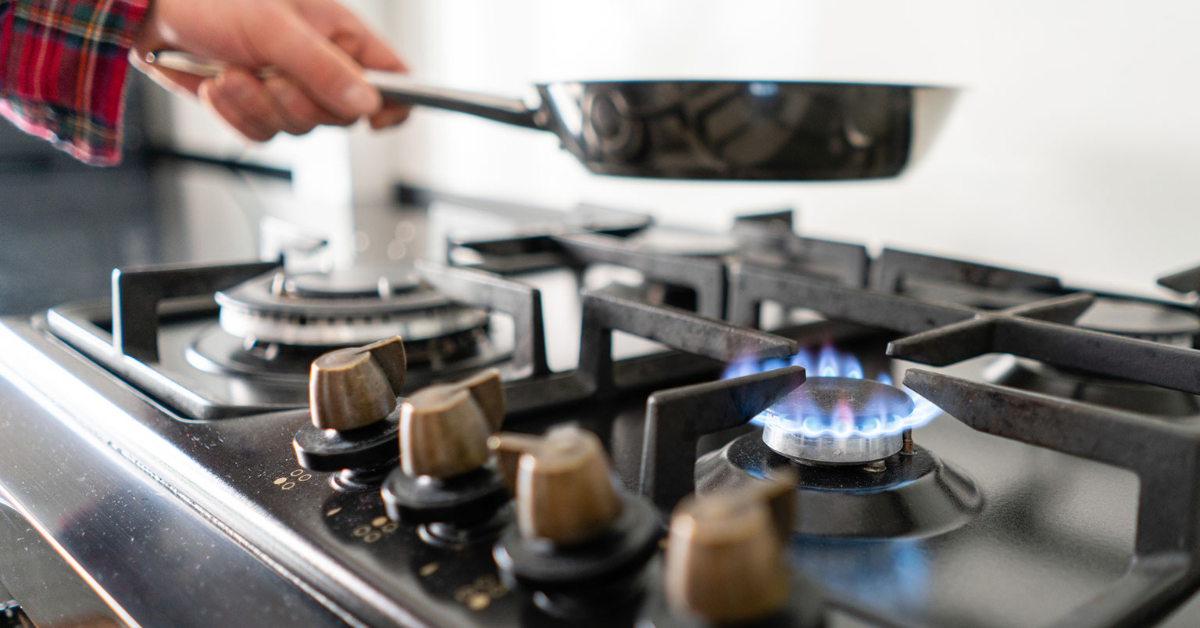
[0,313,1166,628]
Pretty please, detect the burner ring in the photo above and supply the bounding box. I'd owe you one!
[215,272,489,346]
[217,306,489,347]
[696,433,982,538]
[759,377,915,465]
[1074,298,1200,346]
[762,428,903,466]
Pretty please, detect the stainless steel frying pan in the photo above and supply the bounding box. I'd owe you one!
[148,51,956,181]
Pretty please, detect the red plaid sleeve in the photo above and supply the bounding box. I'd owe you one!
[0,0,150,165]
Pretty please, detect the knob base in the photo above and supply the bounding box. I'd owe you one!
[416,508,511,548]
[293,408,400,473]
[381,464,509,526]
[493,493,662,591]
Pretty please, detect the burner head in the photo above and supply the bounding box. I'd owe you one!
[214,268,488,347]
[760,377,915,465]
[285,268,421,299]
[1074,298,1200,346]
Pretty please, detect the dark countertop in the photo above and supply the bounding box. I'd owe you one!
[0,137,292,316]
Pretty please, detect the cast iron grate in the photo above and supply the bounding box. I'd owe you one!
[728,261,1200,395]
[905,368,1200,628]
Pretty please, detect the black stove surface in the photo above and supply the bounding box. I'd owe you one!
[0,317,1148,628]
[2,203,1200,628]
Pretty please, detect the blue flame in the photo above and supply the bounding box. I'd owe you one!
[790,349,813,372]
[723,356,758,380]
[842,353,864,379]
[720,345,941,437]
[762,357,789,372]
[817,344,839,376]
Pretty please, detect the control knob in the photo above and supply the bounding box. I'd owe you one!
[293,337,407,482]
[382,368,510,540]
[653,483,824,628]
[490,427,661,617]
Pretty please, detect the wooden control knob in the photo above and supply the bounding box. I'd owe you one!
[664,483,794,625]
[400,368,504,479]
[309,336,406,431]
[489,426,622,547]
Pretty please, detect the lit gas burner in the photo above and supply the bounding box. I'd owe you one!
[726,345,939,466]
[760,377,913,465]
[702,345,978,538]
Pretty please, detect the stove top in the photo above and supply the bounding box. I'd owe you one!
[2,203,1200,628]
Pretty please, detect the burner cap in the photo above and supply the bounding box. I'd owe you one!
[1075,298,1200,345]
[214,270,488,347]
[759,377,915,465]
[285,268,421,298]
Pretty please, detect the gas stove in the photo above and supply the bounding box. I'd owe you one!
[2,202,1200,628]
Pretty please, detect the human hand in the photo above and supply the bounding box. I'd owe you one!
[131,0,410,142]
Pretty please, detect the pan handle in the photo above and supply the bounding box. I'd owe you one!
[144,51,542,130]
[363,70,540,129]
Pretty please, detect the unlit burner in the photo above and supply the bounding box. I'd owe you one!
[761,377,915,465]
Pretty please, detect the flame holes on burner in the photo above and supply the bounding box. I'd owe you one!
[722,343,942,439]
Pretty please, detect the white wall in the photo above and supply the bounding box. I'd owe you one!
[380,0,1200,296]
[145,0,1200,295]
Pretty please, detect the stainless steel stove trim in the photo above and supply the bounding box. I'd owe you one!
[44,302,299,420]
[0,499,132,627]
[0,319,358,628]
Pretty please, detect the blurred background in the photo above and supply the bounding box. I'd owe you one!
[2,0,1198,315]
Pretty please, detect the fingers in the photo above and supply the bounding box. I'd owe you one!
[199,70,280,142]
[263,76,357,131]
[299,2,409,130]
[200,69,361,142]
[369,104,411,130]
[240,8,381,121]
[134,0,414,137]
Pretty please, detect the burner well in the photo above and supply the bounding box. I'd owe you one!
[695,437,982,538]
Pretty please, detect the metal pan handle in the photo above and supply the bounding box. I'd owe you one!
[362,70,539,129]
[144,51,541,130]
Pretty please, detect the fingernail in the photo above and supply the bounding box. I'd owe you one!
[370,106,410,129]
[341,82,380,115]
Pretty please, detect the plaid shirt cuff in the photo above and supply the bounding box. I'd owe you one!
[0,0,151,166]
